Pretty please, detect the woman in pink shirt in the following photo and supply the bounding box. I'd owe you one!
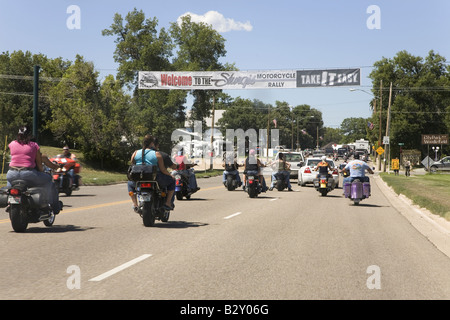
[6,126,61,215]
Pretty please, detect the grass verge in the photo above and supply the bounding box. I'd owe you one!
[379,172,450,221]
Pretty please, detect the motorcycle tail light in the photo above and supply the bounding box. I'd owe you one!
[248,180,254,184]
[10,189,20,196]
[140,183,152,188]
[320,179,327,184]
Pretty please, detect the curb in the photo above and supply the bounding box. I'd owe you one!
[373,174,450,259]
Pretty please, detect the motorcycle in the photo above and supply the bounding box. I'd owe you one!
[313,173,335,196]
[224,171,241,191]
[49,155,81,196]
[0,180,57,232]
[343,179,371,205]
[244,172,262,198]
[173,168,198,200]
[272,171,287,191]
[134,178,171,227]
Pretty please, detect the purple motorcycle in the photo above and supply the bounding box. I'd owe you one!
[343,179,371,205]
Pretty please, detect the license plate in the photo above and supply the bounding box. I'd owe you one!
[8,196,20,204]
[139,194,151,202]
[320,183,326,188]
[248,176,255,180]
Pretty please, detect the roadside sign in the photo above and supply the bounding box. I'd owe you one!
[391,158,399,170]
[398,142,404,146]
[383,136,389,145]
[376,147,384,155]
[421,134,448,145]
[421,156,434,169]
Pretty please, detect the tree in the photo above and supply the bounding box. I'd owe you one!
[103,8,187,152]
[48,55,134,169]
[340,117,369,143]
[369,50,450,157]
[0,50,71,148]
[170,15,236,128]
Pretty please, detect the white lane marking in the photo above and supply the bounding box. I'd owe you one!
[269,198,278,201]
[89,254,152,282]
[224,212,242,220]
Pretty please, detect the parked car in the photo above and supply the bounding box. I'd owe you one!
[429,156,450,172]
[272,151,304,179]
[298,157,339,187]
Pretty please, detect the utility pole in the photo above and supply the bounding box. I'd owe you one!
[377,80,383,171]
[209,92,215,170]
[384,82,393,172]
[266,105,270,162]
[33,65,40,143]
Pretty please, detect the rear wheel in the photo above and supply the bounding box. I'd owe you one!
[10,204,28,232]
[320,189,328,197]
[175,191,183,201]
[226,175,235,191]
[142,201,155,227]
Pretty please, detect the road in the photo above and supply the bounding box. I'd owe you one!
[1,173,450,302]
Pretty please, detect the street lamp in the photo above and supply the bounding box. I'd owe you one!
[432,146,440,161]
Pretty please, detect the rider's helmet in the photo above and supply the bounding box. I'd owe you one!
[321,155,326,161]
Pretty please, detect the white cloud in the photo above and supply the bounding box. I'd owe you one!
[177,11,253,33]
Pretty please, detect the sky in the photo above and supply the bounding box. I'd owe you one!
[1,0,449,128]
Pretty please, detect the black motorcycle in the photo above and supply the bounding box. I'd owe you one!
[224,171,241,191]
[0,180,57,232]
[272,171,287,191]
[173,167,198,200]
[135,179,170,227]
[244,172,261,198]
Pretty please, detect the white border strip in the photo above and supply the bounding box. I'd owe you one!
[89,254,152,282]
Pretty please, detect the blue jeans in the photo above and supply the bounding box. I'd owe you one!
[128,173,175,206]
[127,173,175,192]
[177,169,197,190]
[223,170,241,184]
[343,176,370,184]
[271,171,292,188]
[7,169,60,214]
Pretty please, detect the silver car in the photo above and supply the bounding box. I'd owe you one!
[298,157,340,187]
[429,156,450,172]
[273,152,304,179]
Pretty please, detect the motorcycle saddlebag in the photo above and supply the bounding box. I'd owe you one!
[27,187,48,209]
[0,187,8,208]
[313,178,320,188]
[343,182,351,198]
[127,165,157,181]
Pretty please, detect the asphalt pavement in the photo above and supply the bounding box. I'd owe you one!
[0,167,449,301]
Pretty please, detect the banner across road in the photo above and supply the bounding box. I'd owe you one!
[138,69,360,90]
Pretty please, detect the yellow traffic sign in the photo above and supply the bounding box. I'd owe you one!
[376,146,384,155]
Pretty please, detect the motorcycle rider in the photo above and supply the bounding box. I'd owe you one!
[342,153,374,184]
[222,149,242,187]
[6,126,62,217]
[61,145,80,189]
[174,149,200,193]
[154,139,176,208]
[128,135,175,212]
[269,152,293,191]
[243,149,267,192]
[315,156,332,178]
